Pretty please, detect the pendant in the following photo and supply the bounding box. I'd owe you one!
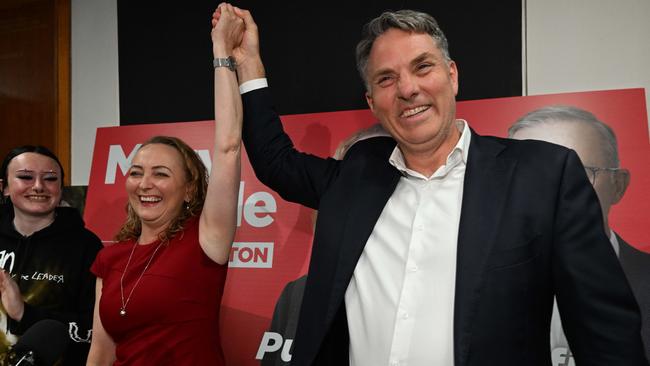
[120,309,126,316]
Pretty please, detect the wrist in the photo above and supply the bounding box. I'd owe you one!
[14,306,24,321]
[237,57,265,84]
[213,56,237,72]
[212,44,231,59]
[9,302,25,322]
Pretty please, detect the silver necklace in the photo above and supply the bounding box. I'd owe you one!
[119,239,164,316]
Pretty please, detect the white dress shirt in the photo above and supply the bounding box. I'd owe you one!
[345,120,471,366]
[239,78,268,94]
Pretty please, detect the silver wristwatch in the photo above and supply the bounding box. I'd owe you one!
[213,56,237,71]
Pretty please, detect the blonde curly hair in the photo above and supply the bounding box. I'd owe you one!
[115,136,208,244]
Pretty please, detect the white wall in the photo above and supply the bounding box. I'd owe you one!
[70,0,119,185]
[525,0,650,131]
[69,0,650,184]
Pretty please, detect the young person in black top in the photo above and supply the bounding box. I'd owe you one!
[0,145,101,365]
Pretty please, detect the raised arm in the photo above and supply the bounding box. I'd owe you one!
[214,5,340,209]
[199,3,244,264]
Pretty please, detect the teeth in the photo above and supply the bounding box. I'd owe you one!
[140,196,161,203]
[27,196,49,201]
[401,105,429,117]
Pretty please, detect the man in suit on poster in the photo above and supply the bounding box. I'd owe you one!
[215,5,648,366]
[509,105,650,363]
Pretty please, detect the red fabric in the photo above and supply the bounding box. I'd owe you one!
[91,217,227,365]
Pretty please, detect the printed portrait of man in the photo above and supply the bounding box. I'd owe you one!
[508,105,650,364]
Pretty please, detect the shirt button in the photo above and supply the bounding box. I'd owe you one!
[409,264,418,272]
[402,311,409,319]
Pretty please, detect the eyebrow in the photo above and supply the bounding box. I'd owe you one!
[15,169,58,175]
[152,166,172,171]
[130,164,172,171]
[371,51,437,80]
[411,52,435,66]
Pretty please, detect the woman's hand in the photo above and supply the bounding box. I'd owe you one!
[0,270,24,321]
[211,3,245,58]
[211,3,263,80]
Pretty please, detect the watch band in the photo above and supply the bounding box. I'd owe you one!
[213,56,237,71]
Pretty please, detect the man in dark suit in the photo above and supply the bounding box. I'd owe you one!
[509,105,650,363]
[261,124,389,365]
[215,7,648,366]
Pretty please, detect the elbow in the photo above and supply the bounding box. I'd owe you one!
[216,137,242,156]
[222,142,242,156]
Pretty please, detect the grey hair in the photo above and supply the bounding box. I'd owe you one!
[355,10,451,91]
[508,105,620,167]
[334,123,390,159]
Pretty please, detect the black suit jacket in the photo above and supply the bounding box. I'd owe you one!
[618,234,650,359]
[242,87,648,366]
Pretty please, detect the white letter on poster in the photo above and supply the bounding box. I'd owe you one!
[105,144,141,184]
[245,191,276,228]
[256,332,283,360]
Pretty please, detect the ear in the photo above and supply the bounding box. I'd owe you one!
[365,91,375,114]
[184,181,194,204]
[611,168,630,204]
[448,60,459,96]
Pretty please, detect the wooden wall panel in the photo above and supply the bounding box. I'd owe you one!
[0,0,70,185]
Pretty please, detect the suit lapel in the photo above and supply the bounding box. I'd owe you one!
[454,132,517,366]
[326,151,401,323]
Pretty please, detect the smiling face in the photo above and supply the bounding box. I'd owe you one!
[364,28,459,164]
[126,143,191,237]
[5,152,62,218]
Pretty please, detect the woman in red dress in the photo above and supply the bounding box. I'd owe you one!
[86,4,245,364]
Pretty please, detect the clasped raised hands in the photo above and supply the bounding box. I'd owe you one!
[211,3,260,71]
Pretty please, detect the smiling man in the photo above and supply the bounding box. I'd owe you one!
[218,7,648,366]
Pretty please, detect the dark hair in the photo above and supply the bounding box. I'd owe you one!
[115,136,208,243]
[1,145,65,196]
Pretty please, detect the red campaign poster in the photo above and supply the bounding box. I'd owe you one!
[84,88,649,365]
